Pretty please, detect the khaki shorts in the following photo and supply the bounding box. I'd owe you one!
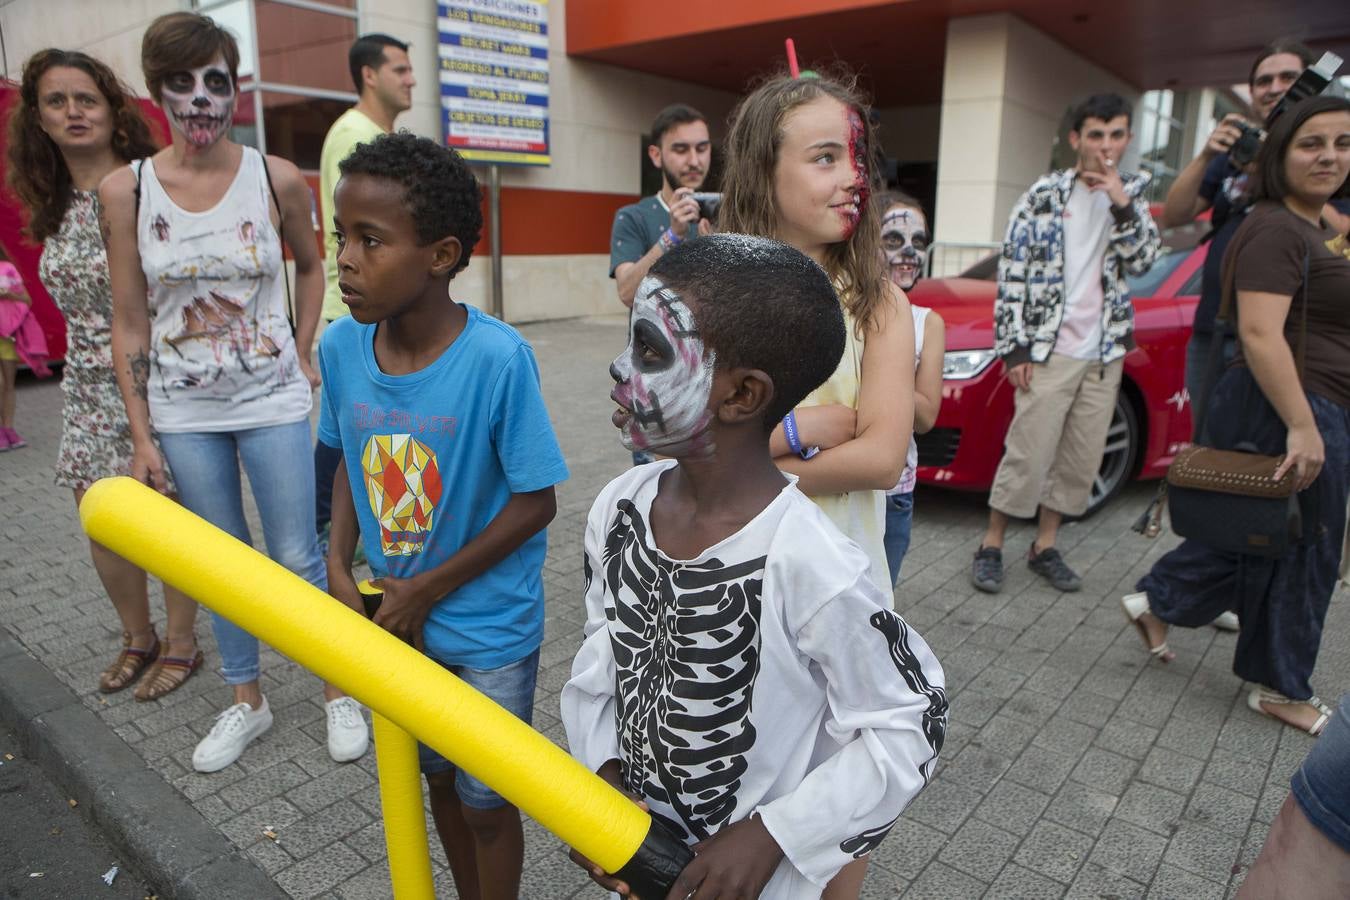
[989,353,1124,519]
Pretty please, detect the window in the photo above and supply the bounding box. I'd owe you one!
[195,0,359,162]
[1135,90,1188,202]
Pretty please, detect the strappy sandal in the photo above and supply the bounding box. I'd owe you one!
[98,632,160,693]
[1120,592,1174,663]
[1247,687,1334,736]
[133,649,205,702]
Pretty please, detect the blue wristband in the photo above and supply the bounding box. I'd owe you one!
[782,411,803,455]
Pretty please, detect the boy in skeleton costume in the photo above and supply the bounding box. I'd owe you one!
[880,196,929,291]
[563,235,947,899]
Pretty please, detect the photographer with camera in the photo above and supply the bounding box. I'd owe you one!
[609,104,714,310]
[1162,40,1350,421]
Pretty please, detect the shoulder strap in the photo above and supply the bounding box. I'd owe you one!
[133,159,146,218]
[257,150,296,337]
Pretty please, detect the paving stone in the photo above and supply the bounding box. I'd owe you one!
[987,863,1067,899]
[1069,747,1137,796]
[1087,818,1167,885]
[1138,745,1207,795]
[903,776,983,834]
[973,779,1052,836]
[1063,862,1146,900]
[873,817,947,881]
[286,763,375,814]
[902,861,987,899]
[1147,863,1227,900]
[937,817,1019,882]
[939,744,1014,794]
[1184,782,1258,838]
[1163,822,1242,882]
[1006,744,1079,795]
[1094,716,1159,760]
[1202,748,1269,799]
[273,839,368,898]
[1057,690,1118,728]
[1032,715,1099,756]
[973,713,1038,757]
[1012,820,1093,884]
[219,796,306,848]
[218,761,312,812]
[1113,781,1188,836]
[858,862,908,900]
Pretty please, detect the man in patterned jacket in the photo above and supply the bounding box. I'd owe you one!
[972,93,1161,594]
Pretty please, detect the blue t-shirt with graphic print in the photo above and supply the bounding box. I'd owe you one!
[317,305,569,669]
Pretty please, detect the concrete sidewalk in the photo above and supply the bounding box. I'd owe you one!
[2,313,1347,899]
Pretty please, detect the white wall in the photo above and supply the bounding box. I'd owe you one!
[1,0,183,86]
[933,13,1139,244]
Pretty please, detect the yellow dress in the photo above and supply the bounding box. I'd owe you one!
[797,308,892,599]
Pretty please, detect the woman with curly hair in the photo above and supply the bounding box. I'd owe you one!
[6,48,202,700]
[102,12,367,773]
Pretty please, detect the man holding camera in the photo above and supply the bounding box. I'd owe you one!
[1161,40,1348,418]
[609,104,714,309]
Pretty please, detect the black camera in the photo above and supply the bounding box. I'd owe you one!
[691,192,722,222]
[1231,51,1343,167]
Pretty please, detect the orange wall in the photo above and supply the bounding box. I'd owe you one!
[566,0,897,53]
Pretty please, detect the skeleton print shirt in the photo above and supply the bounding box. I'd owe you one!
[562,462,948,897]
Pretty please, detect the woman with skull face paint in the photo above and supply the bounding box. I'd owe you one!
[7,48,210,701]
[102,13,368,772]
[877,193,946,585]
[720,67,916,900]
[720,71,915,603]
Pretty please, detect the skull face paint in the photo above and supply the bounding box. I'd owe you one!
[609,276,716,458]
[881,206,929,290]
[161,58,235,149]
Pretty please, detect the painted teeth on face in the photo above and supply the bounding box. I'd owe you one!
[610,275,716,457]
[882,208,929,288]
[163,60,235,149]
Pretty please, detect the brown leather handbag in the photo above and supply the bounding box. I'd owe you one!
[1135,246,1309,557]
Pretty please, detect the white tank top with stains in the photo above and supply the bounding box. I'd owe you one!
[135,146,310,433]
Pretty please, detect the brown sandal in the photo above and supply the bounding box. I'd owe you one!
[98,632,160,693]
[133,649,204,702]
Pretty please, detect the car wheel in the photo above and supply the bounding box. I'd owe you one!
[1084,393,1140,518]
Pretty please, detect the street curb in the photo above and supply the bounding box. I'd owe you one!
[0,628,286,900]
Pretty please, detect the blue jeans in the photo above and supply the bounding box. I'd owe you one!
[883,492,914,586]
[1138,367,1349,701]
[1291,692,1350,852]
[158,418,326,685]
[418,648,540,809]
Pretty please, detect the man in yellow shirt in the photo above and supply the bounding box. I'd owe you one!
[316,33,415,555]
[320,33,416,323]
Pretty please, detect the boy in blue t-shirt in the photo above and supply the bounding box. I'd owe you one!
[318,132,568,898]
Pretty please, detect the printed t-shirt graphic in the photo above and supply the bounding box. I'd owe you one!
[362,433,443,557]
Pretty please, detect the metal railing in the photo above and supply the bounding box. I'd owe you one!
[925,241,1001,279]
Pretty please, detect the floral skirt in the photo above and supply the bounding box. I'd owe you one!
[54,366,174,492]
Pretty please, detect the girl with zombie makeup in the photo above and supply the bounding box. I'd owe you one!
[1126,96,1350,737]
[721,71,916,603]
[6,48,208,700]
[102,13,368,772]
[876,193,946,585]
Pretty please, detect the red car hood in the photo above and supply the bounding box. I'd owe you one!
[907,277,996,352]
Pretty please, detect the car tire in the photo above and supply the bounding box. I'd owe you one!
[1083,391,1140,518]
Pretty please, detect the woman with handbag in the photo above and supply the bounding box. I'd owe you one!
[1122,95,1350,736]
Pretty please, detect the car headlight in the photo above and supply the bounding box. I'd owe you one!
[943,349,996,380]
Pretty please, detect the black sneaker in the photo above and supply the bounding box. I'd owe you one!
[971,546,1004,593]
[1027,545,1082,592]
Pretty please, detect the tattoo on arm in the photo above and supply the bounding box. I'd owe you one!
[127,351,151,401]
[98,202,113,247]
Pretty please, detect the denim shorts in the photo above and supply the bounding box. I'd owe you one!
[1289,692,1350,853]
[418,648,540,809]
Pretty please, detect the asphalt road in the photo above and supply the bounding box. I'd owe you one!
[0,717,150,900]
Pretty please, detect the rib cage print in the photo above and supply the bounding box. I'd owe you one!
[602,499,765,842]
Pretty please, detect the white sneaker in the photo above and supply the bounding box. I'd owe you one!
[325,697,369,763]
[1212,611,1241,632]
[192,698,273,773]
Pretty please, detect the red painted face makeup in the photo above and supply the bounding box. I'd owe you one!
[843,108,870,239]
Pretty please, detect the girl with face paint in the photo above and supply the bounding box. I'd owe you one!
[721,73,915,588]
[102,13,367,772]
[7,48,207,701]
[720,67,916,900]
[877,192,930,292]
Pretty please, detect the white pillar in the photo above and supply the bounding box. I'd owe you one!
[933,14,1140,248]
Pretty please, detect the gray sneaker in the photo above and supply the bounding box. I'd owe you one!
[971,546,1004,593]
[1027,545,1082,592]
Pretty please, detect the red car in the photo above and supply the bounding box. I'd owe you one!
[911,225,1208,516]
